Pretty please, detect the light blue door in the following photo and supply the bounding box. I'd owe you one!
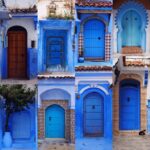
[45,105,65,138]
[120,86,140,130]
[84,19,105,60]
[147,100,150,133]
[12,111,30,139]
[122,10,141,47]
[84,92,104,136]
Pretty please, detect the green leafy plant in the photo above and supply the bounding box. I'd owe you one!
[0,85,36,132]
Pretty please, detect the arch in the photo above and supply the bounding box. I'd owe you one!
[7,26,27,78]
[119,79,140,130]
[83,92,104,137]
[45,104,65,138]
[40,88,71,101]
[115,1,148,52]
[79,85,109,96]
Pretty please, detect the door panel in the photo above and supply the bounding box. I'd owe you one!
[8,31,27,78]
[84,93,104,136]
[122,10,141,47]
[120,87,140,130]
[46,37,65,69]
[45,105,65,138]
[84,19,105,60]
[12,111,30,139]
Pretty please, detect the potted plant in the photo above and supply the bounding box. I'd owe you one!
[78,49,84,63]
[0,85,35,148]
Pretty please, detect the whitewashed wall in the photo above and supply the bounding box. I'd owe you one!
[38,0,74,19]
[5,0,36,9]
[5,18,37,48]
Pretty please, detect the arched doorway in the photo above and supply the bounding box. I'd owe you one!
[12,111,30,139]
[7,26,27,79]
[122,10,142,47]
[45,105,65,138]
[83,92,104,137]
[119,79,140,130]
[83,19,105,61]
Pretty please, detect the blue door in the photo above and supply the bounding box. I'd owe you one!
[45,105,65,138]
[120,86,140,130]
[84,92,104,136]
[147,100,150,133]
[46,37,65,69]
[12,111,30,139]
[84,19,105,60]
[122,10,141,47]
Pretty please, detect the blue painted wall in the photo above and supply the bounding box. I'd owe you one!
[76,84,112,139]
[0,102,36,148]
[1,48,37,79]
[38,19,74,74]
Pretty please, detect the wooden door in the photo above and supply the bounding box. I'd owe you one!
[84,19,105,60]
[8,29,27,78]
[122,10,141,47]
[45,105,65,138]
[120,86,140,130]
[84,92,104,137]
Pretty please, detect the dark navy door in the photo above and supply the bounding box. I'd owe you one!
[120,86,140,130]
[84,92,104,136]
[46,37,65,69]
[84,19,105,60]
[147,100,150,133]
[12,111,30,139]
[45,105,65,138]
[122,10,141,47]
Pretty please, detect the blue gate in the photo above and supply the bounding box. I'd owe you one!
[45,105,65,138]
[84,19,105,60]
[122,10,141,47]
[11,111,30,139]
[84,92,104,136]
[147,100,150,133]
[120,80,140,130]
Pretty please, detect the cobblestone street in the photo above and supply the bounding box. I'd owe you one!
[113,135,150,150]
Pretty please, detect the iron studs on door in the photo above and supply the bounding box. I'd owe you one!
[49,117,51,121]
[98,37,101,40]
[92,105,95,109]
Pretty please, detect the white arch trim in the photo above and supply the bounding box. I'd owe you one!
[79,85,109,95]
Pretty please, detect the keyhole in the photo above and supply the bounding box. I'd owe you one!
[92,105,95,109]
[49,117,51,121]
[127,97,130,102]
[98,37,101,40]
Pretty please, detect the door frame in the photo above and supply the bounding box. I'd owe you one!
[7,26,27,79]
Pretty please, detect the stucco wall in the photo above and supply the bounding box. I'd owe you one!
[5,0,36,9]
